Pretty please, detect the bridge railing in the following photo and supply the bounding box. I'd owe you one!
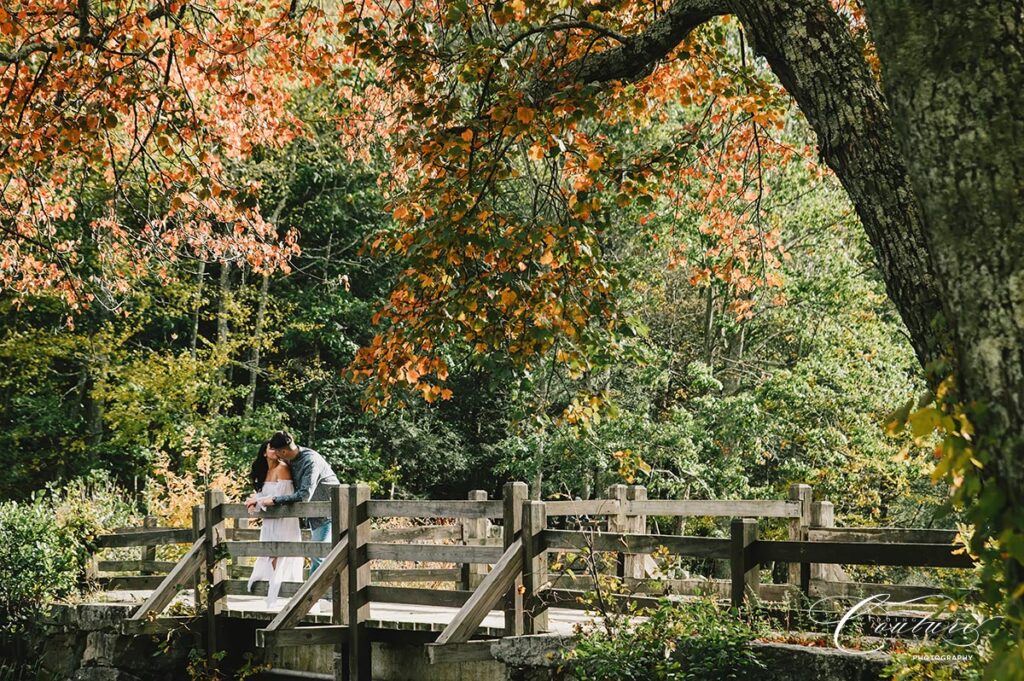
[89,483,975,681]
[89,516,192,591]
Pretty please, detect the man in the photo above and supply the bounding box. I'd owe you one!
[247,430,339,574]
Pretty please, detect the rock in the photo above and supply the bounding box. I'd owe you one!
[73,605,135,632]
[73,667,141,681]
[34,628,84,678]
[750,641,889,681]
[492,635,572,669]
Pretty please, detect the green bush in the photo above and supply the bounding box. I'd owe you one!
[0,472,137,633]
[0,498,79,632]
[564,599,766,681]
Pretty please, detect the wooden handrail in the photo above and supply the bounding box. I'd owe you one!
[365,542,504,564]
[224,541,332,559]
[262,535,350,637]
[366,499,504,519]
[126,536,206,623]
[543,499,621,517]
[220,501,332,519]
[96,528,193,548]
[754,540,974,568]
[807,527,960,544]
[433,538,523,645]
[626,499,803,518]
[542,529,732,558]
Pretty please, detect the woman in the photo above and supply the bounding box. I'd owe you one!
[245,442,303,609]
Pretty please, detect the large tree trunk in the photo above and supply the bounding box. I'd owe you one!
[862,0,1024,503]
[729,0,946,370]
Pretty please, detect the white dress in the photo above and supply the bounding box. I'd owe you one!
[246,480,304,608]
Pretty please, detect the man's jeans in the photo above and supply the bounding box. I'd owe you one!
[309,520,332,576]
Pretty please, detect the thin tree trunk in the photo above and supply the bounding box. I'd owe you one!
[308,376,319,447]
[702,284,716,365]
[531,354,557,501]
[79,358,105,449]
[722,323,746,395]
[190,260,206,358]
[532,436,545,501]
[217,260,233,386]
[245,273,270,416]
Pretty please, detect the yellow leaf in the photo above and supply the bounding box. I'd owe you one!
[539,250,554,266]
[516,107,535,124]
[586,153,604,171]
[908,406,940,439]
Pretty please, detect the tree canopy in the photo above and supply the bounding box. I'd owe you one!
[1,0,1021,674]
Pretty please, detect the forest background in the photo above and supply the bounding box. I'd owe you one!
[0,58,942,531]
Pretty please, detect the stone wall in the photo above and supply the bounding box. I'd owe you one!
[493,634,890,681]
[5,605,891,681]
[8,604,193,681]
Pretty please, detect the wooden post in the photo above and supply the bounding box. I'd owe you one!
[811,500,836,585]
[787,484,812,587]
[462,490,491,590]
[625,486,647,580]
[606,484,628,578]
[330,485,346,681]
[84,546,99,587]
[346,484,371,681]
[204,489,226,665]
[730,517,759,608]
[191,505,205,610]
[521,500,548,633]
[141,516,158,574]
[503,482,527,636]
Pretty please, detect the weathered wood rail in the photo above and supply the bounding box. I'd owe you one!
[89,482,974,680]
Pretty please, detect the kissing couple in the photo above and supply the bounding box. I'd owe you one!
[244,430,340,609]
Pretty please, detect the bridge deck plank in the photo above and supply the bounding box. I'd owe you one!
[87,590,591,635]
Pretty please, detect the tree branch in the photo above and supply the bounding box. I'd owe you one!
[0,2,175,65]
[545,0,728,89]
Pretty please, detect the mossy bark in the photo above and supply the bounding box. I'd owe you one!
[863,0,1024,505]
[730,0,946,370]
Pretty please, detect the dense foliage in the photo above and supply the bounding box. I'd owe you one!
[565,599,765,681]
[0,473,136,632]
[3,0,1014,674]
[0,77,943,531]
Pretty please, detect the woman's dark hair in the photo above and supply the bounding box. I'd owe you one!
[250,442,270,492]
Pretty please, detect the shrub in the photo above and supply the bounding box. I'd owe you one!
[564,598,766,681]
[144,429,243,531]
[0,498,79,632]
[0,472,137,633]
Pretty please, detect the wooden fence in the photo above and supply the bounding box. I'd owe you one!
[90,482,973,681]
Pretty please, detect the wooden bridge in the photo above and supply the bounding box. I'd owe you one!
[88,483,974,680]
